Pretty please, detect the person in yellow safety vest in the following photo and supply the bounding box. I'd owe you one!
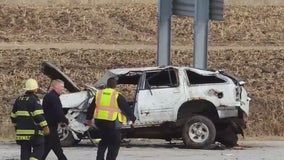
[10,78,50,160]
[85,77,136,160]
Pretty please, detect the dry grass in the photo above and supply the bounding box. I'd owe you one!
[0,5,283,46]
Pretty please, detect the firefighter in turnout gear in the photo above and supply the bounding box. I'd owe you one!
[85,77,136,160]
[10,78,50,160]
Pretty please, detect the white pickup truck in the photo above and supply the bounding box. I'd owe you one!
[42,62,250,149]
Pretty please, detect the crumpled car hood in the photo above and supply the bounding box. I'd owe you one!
[41,61,80,93]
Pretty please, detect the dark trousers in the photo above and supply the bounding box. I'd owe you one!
[19,138,44,160]
[95,120,121,160]
[42,125,67,160]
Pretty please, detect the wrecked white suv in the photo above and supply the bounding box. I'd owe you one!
[42,62,250,149]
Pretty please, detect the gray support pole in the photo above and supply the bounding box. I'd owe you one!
[193,0,209,69]
[157,0,172,66]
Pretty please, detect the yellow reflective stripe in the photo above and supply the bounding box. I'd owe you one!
[110,91,117,108]
[96,106,121,112]
[30,157,38,160]
[39,120,47,127]
[32,110,44,116]
[16,135,31,140]
[94,108,99,119]
[97,90,120,120]
[14,110,44,117]
[15,111,30,116]
[96,90,103,107]
[95,107,121,121]
[11,112,17,118]
[16,130,44,135]
[108,111,114,120]
[16,130,35,134]
[108,91,118,120]
[94,90,103,119]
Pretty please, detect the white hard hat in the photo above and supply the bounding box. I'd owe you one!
[23,78,39,91]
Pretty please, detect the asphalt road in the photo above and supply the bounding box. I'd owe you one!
[1,140,284,160]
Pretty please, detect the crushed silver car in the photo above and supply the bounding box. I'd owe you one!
[41,61,250,148]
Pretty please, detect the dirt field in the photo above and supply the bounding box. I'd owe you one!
[0,1,284,141]
[0,0,284,6]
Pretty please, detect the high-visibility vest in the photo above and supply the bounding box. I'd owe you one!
[94,88,127,123]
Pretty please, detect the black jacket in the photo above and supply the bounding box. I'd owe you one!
[10,92,48,141]
[42,90,69,126]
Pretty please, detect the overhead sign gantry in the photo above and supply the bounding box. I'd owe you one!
[157,0,224,69]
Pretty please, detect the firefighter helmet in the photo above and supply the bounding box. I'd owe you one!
[23,78,39,91]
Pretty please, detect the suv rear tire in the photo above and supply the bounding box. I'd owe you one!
[216,125,238,148]
[182,115,216,148]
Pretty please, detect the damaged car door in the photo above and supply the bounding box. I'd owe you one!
[137,68,183,123]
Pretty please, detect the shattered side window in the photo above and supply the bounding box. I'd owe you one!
[145,68,178,89]
[116,72,142,104]
[117,84,137,104]
[186,70,226,84]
